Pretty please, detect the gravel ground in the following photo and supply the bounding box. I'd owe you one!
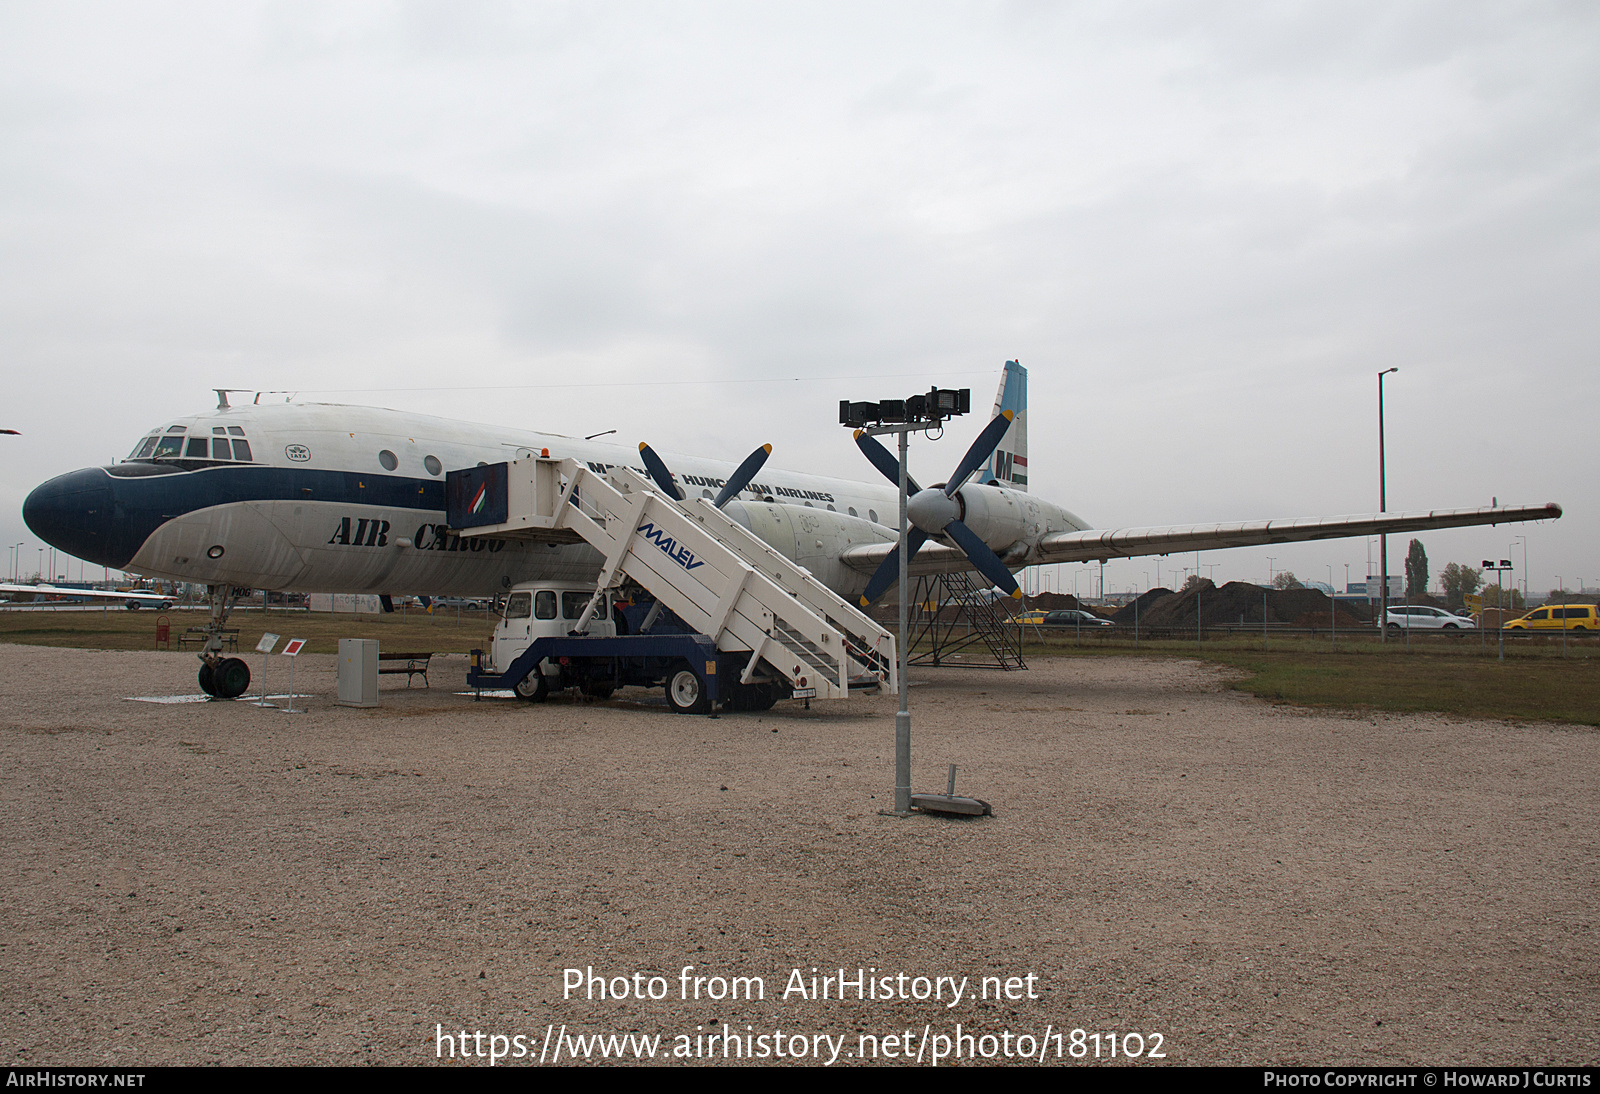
[1,643,1594,1067]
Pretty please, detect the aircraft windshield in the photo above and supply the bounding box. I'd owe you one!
[127,425,254,465]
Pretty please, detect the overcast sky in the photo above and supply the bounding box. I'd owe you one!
[4,2,1595,595]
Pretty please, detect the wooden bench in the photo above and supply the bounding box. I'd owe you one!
[378,651,434,688]
[177,627,238,652]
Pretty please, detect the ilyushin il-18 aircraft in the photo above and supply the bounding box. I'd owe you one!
[22,362,1561,697]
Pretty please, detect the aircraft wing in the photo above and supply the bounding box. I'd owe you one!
[1033,503,1561,564]
[838,502,1561,575]
[0,582,176,604]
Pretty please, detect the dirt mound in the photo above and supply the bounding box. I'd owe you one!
[1124,581,1361,629]
[1110,587,1173,625]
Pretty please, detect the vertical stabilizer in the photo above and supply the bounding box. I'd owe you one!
[981,360,1028,492]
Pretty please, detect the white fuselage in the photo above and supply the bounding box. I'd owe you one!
[30,401,1090,603]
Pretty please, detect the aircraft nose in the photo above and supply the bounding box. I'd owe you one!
[22,468,126,570]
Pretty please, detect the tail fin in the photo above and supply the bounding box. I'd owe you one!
[981,360,1028,492]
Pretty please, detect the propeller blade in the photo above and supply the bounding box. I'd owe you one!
[858,528,929,606]
[637,443,684,501]
[853,430,922,495]
[944,410,1014,496]
[713,444,772,508]
[942,519,1021,599]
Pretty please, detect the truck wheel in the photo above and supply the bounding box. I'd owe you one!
[666,667,710,715]
[514,670,550,703]
[581,682,615,700]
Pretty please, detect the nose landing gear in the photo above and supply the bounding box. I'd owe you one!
[195,584,253,699]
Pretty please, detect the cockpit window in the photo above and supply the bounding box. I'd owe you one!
[129,424,252,465]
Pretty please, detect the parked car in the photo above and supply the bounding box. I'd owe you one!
[1504,604,1598,631]
[1042,609,1114,628]
[1383,606,1476,631]
[434,596,490,611]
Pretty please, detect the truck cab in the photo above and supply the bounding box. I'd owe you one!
[490,581,616,684]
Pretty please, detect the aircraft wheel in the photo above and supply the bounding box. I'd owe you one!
[212,657,251,699]
[198,663,216,696]
[514,670,550,703]
[666,666,710,715]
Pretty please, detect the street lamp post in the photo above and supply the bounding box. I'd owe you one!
[1484,559,1513,662]
[842,387,974,816]
[1378,367,1399,642]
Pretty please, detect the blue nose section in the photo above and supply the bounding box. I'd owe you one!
[23,468,129,570]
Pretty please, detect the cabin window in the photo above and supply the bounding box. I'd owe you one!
[212,427,227,435]
[211,439,232,460]
[231,439,252,462]
[424,455,442,476]
[504,593,531,620]
[534,591,557,620]
[132,437,158,459]
[185,437,209,458]
[868,509,878,524]
[562,591,596,619]
[848,507,857,518]
[165,425,186,433]
[378,450,399,471]
[154,436,183,458]
[227,426,244,436]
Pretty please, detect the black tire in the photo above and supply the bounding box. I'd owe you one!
[212,657,251,699]
[197,663,216,696]
[743,684,777,712]
[514,669,550,703]
[1572,626,1587,632]
[581,681,616,701]
[1443,623,1458,630]
[1386,623,1402,634]
[666,666,710,715]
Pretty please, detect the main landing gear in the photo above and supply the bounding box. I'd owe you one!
[196,584,252,699]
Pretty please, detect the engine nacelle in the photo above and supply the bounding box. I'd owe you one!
[722,500,894,599]
[950,482,1031,551]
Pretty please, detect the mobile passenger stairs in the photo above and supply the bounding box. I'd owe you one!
[447,455,896,714]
